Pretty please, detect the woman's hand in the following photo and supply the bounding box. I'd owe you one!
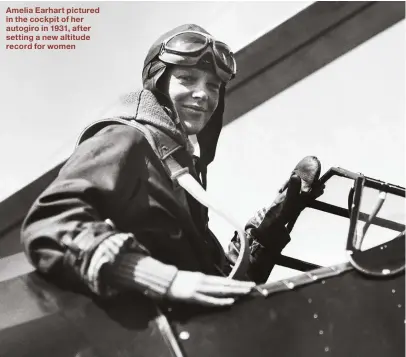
[104,254,255,306]
[167,271,256,306]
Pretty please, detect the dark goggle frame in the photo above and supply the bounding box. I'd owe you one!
[158,30,237,82]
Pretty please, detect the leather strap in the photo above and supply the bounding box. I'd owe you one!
[77,119,251,279]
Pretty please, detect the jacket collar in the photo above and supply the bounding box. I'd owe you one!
[103,89,193,152]
[112,88,224,168]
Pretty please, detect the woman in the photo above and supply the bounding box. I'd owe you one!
[21,24,322,307]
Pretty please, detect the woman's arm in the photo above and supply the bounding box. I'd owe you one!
[22,124,255,304]
[21,124,151,295]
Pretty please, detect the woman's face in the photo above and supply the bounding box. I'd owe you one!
[163,66,221,135]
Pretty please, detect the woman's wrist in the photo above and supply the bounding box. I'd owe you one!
[101,253,179,298]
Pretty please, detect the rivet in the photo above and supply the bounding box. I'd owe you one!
[306,273,313,280]
[321,280,326,284]
[382,269,391,275]
[314,313,318,319]
[392,289,396,294]
[324,346,330,352]
[319,330,324,335]
[398,304,402,308]
[312,275,318,281]
[284,281,295,289]
[179,331,190,340]
[308,298,312,304]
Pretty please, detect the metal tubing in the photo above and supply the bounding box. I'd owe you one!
[308,200,405,232]
[276,255,322,272]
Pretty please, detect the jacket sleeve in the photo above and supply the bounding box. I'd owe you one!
[226,206,291,284]
[21,124,177,297]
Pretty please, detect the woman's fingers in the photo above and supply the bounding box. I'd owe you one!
[199,276,255,295]
[198,276,255,296]
[193,292,235,306]
[201,275,255,287]
[167,271,256,305]
[198,284,254,296]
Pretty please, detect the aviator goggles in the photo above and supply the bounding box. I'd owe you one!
[158,31,237,83]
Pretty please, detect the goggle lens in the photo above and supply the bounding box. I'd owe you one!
[166,32,207,53]
[214,42,236,74]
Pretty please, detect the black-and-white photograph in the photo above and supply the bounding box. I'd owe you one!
[0,1,405,356]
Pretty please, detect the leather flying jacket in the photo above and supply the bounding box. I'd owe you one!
[21,89,290,296]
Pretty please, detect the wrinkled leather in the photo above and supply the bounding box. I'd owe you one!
[21,89,292,291]
[21,90,225,291]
